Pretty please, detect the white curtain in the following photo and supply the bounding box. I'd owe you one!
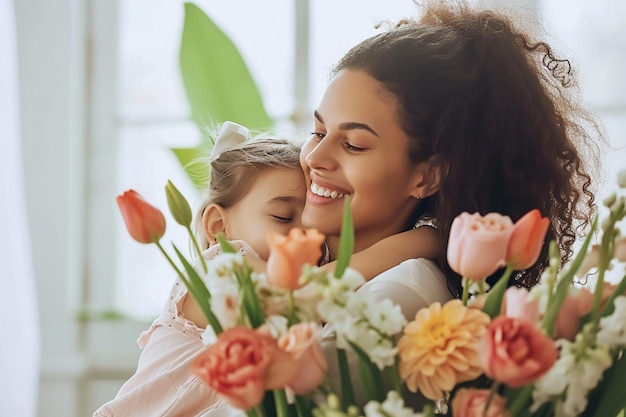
[0,0,41,416]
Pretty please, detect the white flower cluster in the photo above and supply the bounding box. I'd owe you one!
[597,295,626,348]
[314,267,406,369]
[363,391,423,417]
[531,324,613,417]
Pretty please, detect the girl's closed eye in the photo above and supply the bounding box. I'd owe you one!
[271,214,295,223]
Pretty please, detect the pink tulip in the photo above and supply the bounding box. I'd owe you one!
[116,190,166,244]
[451,388,510,417]
[480,316,557,387]
[447,212,514,280]
[506,209,550,270]
[278,322,328,395]
[266,228,325,290]
[191,326,297,410]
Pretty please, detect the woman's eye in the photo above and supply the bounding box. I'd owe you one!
[310,131,325,140]
[344,142,366,152]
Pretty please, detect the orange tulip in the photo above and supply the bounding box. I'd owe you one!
[116,190,166,244]
[266,228,325,290]
[506,209,550,270]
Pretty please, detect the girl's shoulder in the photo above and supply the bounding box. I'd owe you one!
[201,240,262,261]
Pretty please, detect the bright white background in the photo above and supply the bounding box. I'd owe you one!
[9,0,626,415]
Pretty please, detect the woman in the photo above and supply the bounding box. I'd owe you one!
[301,2,599,300]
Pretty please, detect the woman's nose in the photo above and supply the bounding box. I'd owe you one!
[303,135,337,171]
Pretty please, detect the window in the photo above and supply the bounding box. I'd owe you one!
[111,0,422,320]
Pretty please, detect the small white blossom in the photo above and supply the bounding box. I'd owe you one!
[209,253,246,279]
[361,297,406,336]
[210,289,240,329]
[363,391,423,417]
[603,192,617,208]
[597,295,626,347]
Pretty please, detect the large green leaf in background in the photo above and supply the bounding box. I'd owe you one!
[174,2,274,188]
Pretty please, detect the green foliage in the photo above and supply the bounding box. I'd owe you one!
[176,2,274,188]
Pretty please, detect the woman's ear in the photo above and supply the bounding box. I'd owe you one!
[410,154,446,199]
[202,203,228,244]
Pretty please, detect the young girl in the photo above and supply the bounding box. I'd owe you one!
[93,121,444,417]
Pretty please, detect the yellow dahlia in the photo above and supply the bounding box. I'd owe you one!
[398,299,490,400]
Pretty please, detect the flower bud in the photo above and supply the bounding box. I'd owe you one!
[165,180,193,227]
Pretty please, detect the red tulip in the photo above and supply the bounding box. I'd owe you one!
[506,209,550,270]
[116,190,166,244]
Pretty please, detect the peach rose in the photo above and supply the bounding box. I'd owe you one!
[480,316,557,387]
[116,190,166,244]
[506,209,550,270]
[447,212,514,280]
[266,228,325,290]
[451,388,510,417]
[191,326,297,410]
[278,322,327,395]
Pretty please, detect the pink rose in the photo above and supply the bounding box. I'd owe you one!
[506,209,550,270]
[266,228,325,290]
[447,212,514,280]
[553,287,593,340]
[278,322,327,395]
[504,287,539,322]
[480,316,557,387]
[451,388,509,417]
[191,326,297,410]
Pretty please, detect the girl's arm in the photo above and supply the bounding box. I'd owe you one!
[323,225,444,281]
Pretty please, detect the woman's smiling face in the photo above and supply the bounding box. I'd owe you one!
[300,69,425,254]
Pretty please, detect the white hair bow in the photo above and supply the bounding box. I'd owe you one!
[209,121,250,162]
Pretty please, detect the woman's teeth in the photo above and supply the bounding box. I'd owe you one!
[310,183,348,199]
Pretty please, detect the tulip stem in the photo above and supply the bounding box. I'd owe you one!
[273,389,289,417]
[461,277,470,305]
[186,225,207,273]
[287,291,298,327]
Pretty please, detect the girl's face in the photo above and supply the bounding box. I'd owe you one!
[300,69,426,253]
[223,167,305,260]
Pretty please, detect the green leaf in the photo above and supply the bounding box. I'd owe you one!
[482,265,513,318]
[582,353,626,417]
[171,146,209,190]
[179,3,272,130]
[347,340,385,403]
[334,196,354,278]
[336,349,356,409]
[172,244,223,334]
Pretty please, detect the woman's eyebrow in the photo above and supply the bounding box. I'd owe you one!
[314,110,379,137]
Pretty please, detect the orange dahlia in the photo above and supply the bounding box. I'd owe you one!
[398,299,490,400]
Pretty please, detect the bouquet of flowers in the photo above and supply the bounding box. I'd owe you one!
[116,172,626,417]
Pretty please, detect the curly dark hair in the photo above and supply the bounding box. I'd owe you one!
[333,1,602,293]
